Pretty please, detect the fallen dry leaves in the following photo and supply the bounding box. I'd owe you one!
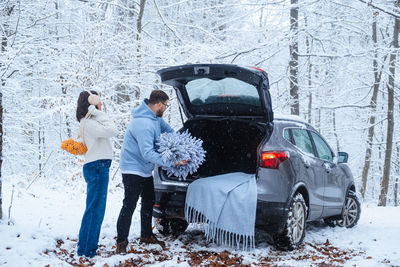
[188,250,246,266]
[47,235,374,267]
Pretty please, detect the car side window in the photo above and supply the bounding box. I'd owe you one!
[283,129,292,143]
[310,131,333,162]
[291,129,315,155]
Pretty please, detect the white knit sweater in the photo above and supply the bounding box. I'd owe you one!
[81,108,118,164]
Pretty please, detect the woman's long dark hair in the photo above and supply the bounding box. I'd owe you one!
[76,90,99,122]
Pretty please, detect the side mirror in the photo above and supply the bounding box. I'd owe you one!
[338,152,349,164]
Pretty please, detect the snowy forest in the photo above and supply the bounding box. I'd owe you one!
[1,0,400,266]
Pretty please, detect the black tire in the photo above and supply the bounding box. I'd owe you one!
[154,218,171,236]
[323,217,337,227]
[336,191,361,228]
[155,218,188,236]
[170,218,189,235]
[273,193,307,251]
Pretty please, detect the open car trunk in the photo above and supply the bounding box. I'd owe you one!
[161,118,268,181]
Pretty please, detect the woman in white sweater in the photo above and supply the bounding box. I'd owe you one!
[75,90,118,258]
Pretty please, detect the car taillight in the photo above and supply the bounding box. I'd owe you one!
[260,151,289,169]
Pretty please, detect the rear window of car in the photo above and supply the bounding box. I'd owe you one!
[291,129,315,156]
[185,78,261,107]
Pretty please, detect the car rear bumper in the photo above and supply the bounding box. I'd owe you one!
[153,190,187,219]
[255,200,288,234]
[153,189,288,234]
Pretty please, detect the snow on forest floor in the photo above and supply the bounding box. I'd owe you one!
[0,178,399,267]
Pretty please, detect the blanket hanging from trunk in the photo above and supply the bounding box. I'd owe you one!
[185,172,257,250]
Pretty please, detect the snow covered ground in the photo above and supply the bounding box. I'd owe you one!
[1,177,399,267]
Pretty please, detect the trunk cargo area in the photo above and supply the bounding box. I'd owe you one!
[162,119,267,181]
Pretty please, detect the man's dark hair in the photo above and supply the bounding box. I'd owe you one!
[148,90,169,105]
[76,90,99,122]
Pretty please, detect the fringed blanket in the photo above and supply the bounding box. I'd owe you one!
[185,172,257,250]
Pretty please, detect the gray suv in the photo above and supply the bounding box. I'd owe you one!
[153,64,361,250]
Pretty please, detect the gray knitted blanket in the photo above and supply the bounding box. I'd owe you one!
[185,172,257,250]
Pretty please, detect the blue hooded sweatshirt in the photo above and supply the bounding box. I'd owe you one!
[120,99,174,177]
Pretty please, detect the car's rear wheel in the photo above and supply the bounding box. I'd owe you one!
[154,218,188,236]
[336,191,360,228]
[273,193,307,250]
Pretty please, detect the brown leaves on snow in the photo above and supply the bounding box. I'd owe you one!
[47,236,374,266]
[188,250,245,266]
[304,239,363,264]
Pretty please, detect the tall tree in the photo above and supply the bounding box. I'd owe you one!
[379,0,399,206]
[135,0,146,100]
[0,81,2,220]
[395,146,399,206]
[0,0,15,220]
[360,13,385,199]
[289,0,299,115]
[304,16,313,124]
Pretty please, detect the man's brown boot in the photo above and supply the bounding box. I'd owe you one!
[139,234,165,248]
[116,241,128,254]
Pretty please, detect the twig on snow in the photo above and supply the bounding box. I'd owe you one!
[26,151,54,190]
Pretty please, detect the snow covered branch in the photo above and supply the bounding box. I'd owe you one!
[358,0,400,19]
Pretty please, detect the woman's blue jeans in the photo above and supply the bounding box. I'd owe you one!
[77,159,111,257]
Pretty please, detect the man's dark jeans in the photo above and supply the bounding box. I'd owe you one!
[117,174,155,243]
[78,159,111,258]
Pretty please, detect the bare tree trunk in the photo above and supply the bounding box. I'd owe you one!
[38,96,46,176]
[379,2,398,206]
[0,37,6,220]
[304,17,312,124]
[307,89,312,124]
[394,146,399,206]
[395,179,399,206]
[0,82,3,220]
[333,110,340,152]
[289,0,299,115]
[0,3,13,219]
[361,15,384,198]
[60,76,71,137]
[135,0,146,101]
[137,0,146,39]
[38,125,42,174]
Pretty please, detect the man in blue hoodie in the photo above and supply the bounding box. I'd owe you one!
[116,90,185,253]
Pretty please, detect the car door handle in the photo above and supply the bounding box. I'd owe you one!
[324,163,334,173]
[304,162,310,168]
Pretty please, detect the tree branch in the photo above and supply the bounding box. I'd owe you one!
[153,0,182,42]
[10,0,20,47]
[26,13,58,29]
[319,104,373,109]
[358,0,400,19]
